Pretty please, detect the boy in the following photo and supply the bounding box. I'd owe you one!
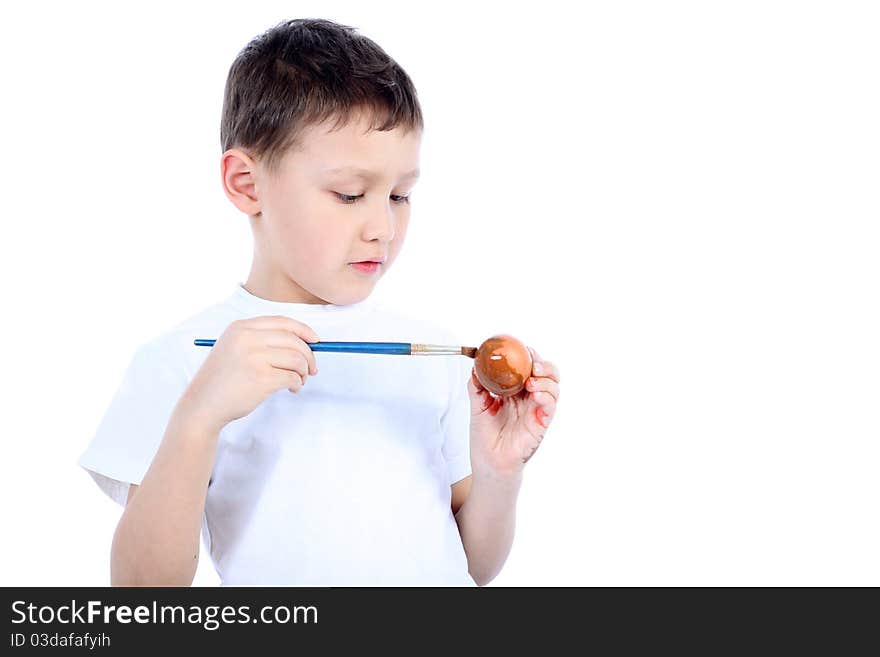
[78,17,560,586]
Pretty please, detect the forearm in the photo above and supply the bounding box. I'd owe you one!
[454,470,522,586]
[110,397,222,586]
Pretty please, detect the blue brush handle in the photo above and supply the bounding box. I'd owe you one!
[193,339,412,355]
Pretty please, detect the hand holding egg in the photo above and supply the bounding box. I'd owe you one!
[467,334,560,475]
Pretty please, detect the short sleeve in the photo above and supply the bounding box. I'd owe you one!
[77,339,190,507]
[440,347,473,486]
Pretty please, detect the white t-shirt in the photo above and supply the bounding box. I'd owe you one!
[78,283,476,586]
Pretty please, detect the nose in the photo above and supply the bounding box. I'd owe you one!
[362,200,396,243]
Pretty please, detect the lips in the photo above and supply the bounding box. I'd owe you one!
[350,261,382,274]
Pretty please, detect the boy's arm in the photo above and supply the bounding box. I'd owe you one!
[110,396,221,586]
[450,475,472,516]
[452,471,522,586]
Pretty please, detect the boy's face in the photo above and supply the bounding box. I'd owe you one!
[229,111,421,305]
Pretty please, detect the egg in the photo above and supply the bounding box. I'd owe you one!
[474,334,533,397]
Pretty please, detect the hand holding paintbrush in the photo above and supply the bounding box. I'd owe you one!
[181,316,321,432]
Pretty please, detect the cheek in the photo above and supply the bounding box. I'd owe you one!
[283,204,352,266]
[388,214,410,261]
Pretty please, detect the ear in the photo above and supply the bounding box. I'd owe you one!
[221,148,262,217]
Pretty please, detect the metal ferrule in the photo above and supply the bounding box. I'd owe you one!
[410,343,461,355]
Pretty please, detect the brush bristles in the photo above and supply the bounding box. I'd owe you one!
[461,346,477,358]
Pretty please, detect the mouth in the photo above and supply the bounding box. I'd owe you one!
[349,259,384,275]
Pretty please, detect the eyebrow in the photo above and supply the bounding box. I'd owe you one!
[323,166,420,182]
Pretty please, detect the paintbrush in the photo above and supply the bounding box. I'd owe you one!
[193,339,478,358]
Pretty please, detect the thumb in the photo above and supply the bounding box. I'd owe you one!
[467,365,484,398]
[467,366,496,415]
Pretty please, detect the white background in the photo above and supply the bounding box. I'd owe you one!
[0,0,877,586]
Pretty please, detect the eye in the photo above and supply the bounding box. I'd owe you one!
[335,192,363,204]
[334,192,411,205]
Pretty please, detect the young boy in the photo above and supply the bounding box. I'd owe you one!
[78,17,560,586]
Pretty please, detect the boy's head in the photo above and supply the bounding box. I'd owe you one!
[220,18,423,305]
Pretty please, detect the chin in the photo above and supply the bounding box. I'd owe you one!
[338,290,374,305]
[322,284,375,306]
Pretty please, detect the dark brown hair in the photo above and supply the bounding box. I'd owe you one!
[220,18,424,176]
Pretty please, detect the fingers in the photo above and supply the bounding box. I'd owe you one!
[525,375,560,402]
[228,315,321,375]
[282,369,306,393]
[265,346,311,377]
[528,346,560,384]
[256,329,319,375]
[265,347,309,394]
[239,315,321,343]
[525,346,559,429]
[529,390,556,427]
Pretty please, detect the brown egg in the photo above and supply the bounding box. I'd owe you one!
[474,334,533,397]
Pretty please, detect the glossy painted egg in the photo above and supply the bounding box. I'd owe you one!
[474,334,533,397]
